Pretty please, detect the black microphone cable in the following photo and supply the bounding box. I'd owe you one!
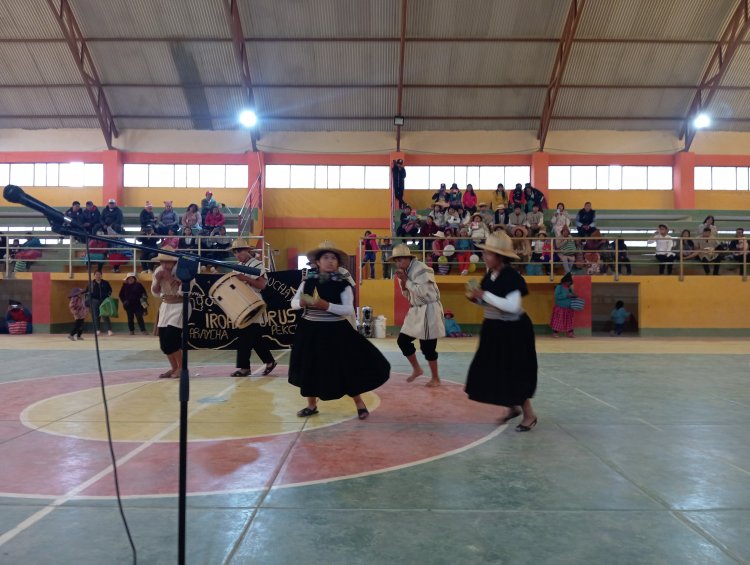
[85,235,137,565]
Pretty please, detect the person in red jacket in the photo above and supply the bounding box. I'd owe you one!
[361,230,380,279]
[204,206,225,229]
[462,184,478,214]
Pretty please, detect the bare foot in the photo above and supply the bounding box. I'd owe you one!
[406,369,424,383]
[425,379,441,387]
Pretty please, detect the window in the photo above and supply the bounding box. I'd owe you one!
[149,164,174,187]
[59,162,85,187]
[571,166,597,190]
[695,166,750,190]
[340,166,365,188]
[9,164,34,186]
[124,164,149,187]
[290,165,316,189]
[621,166,647,190]
[0,164,9,186]
[225,165,248,188]
[364,166,389,189]
[549,165,671,190]
[123,163,248,188]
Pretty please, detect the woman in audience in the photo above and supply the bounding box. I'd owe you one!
[447,184,462,209]
[550,202,572,236]
[429,204,446,230]
[160,227,180,250]
[492,183,509,225]
[509,183,525,210]
[699,215,718,237]
[462,184,478,214]
[455,226,473,275]
[550,272,577,338]
[181,203,202,232]
[420,215,439,240]
[431,183,449,205]
[511,226,532,272]
[583,228,606,274]
[178,226,199,252]
[429,231,447,270]
[204,206,225,230]
[444,207,462,232]
[555,226,577,274]
[468,213,490,249]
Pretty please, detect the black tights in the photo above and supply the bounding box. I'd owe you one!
[397,333,438,361]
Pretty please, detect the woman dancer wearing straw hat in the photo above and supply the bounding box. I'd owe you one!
[229,238,277,377]
[151,247,184,379]
[464,232,539,432]
[392,243,446,387]
[289,241,390,420]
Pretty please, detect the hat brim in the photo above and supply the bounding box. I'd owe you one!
[475,243,519,260]
[306,247,348,264]
[153,254,178,263]
[390,253,414,261]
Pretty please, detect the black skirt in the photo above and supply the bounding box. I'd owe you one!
[288,318,391,400]
[465,314,538,407]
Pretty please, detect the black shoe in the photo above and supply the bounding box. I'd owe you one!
[357,407,369,420]
[297,406,319,417]
[261,361,277,376]
[515,418,538,432]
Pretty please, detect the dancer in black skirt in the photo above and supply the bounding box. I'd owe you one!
[464,232,539,431]
[288,241,390,420]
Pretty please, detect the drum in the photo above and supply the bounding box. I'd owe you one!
[208,273,266,329]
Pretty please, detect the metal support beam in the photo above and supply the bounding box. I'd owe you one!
[537,0,586,151]
[681,0,750,150]
[395,0,408,151]
[222,0,258,151]
[45,0,118,148]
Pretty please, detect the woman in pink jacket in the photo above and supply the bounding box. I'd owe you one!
[204,206,225,229]
[462,184,478,214]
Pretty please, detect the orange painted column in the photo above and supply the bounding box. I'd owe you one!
[247,151,265,235]
[531,151,550,202]
[31,272,52,331]
[102,149,123,206]
[673,151,695,209]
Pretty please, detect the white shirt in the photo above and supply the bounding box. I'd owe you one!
[650,233,675,256]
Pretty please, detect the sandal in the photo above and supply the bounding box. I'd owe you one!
[158,369,174,379]
[516,418,538,432]
[357,407,369,420]
[296,406,319,417]
[261,361,277,376]
[231,369,253,377]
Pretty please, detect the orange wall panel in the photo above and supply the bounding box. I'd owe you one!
[122,187,248,208]
[546,190,674,210]
[263,189,391,218]
[2,186,104,208]
[694,191,750,211]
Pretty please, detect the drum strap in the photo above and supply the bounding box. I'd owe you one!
[161,296,182,304]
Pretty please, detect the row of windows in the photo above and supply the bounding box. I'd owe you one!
[265,165,390,189]
[123,164,249,188]
[0,163,104,187]
[694,167,750,191]
[548,166,672,191]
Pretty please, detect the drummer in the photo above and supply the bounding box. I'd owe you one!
[229,238,277,377]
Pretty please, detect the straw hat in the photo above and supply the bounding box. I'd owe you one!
[390,243,414,260]
[306,240,348,263]
[434,231,446,238]
[471,212,483,221]
[153,246,178,263]
[123,272,137,281]
[476,232,520,260]
[230,238,255,251]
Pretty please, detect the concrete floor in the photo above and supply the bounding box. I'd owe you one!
[0,335,748,564]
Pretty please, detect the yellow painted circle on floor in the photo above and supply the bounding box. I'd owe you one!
[20,377,380,442]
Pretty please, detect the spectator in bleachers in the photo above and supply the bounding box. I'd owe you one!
[65,201,83,224]
[447,184,462,209]
[511,227,532,271]
[728,228,748,272]
[178,226,199,252]
[205,226,232,268]
[583,229,606,274]
[477,202,494,227]
[140,201,155,229]
[86,229,108,273]
[361,230,379,279]
[81,201,101,234]
[380,237,393,279]
[14,232,43,272]
[157,201,180,235]
[613,238,632,275]
[523,183,547,212]
[428,231,447,270]
[507,205,527,233]
[420,215,439,240]
[575,202,596,237]
[697,227,721,275]
[468,213,490,249]
[204,205,225,230]
[429,204,446,229]
[509,183,525,210]
[530,229,552,275]
[526,203,545,236]
[650,224,675,275]
[679,229,699,265]
[182,203,202,232]
[457,205,472,227]
[160,227,180,250]
[455,226,472,275]
[200,191,217,223]
[550,202,572,236]
[137,224,159,274]
[462,184,478,214]
[699,215,718,237]
[444,207,461,232]
[432,183,448,205]
[492,183,509,225]
[392,159,407,209]
[555,226,577,274]
[101,199,124,234]
[397,207,420,239]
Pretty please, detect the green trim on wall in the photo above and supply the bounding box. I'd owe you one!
[639,328,750,337]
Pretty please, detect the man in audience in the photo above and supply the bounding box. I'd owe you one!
[477,202,494,227]
[650,224,675,275]
[525,203,545,235]
[392,159,407,209]
[65,201,83,224]
[524,182,547,211]
[728,227,748,273]
[507,205,527,233]
[101,199,124,234]
[201,191,217,223]
[575,202,596,237]
[140,201,155,229]
[157,201,180,235]
[697,227,721,275]
[447,184,462,209]
[80,201,101,234]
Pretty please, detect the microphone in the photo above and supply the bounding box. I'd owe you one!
[4,184,71,228]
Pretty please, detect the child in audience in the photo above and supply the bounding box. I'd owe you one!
[67,288,88,341]
[610,300,630,336]
[361,230,379,279]
[444,310,470,337]
[455,226,473,275]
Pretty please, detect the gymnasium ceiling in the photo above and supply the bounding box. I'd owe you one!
[1,0,750,149]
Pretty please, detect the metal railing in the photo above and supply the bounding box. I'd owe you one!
[2,232,273,278]
[356,235,748,282]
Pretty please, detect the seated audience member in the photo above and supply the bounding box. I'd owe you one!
[468,213,490,249]
[14,233,43,271]
[446,184,462,209]
[420,215,439,240]
[380,238,393,279]
[86,230,109,273]
[205,226,232,267]
[523,182,547,212]
[530,228,552,275]
[157,201,180,235]
[456,205,472,227]
[507,205,527,233]
[5,300,32,334]
[698,215,718,238]
[550,202,571,236]
[492,184,509,225]
[429,204,446,229]
[525,203,545,235]
[462,184,478,214]
[575,202,596,237]
[443,207,461,232]
[101,199,124,234]
[80,201,101,234]
[140,201,155,229]
[455,226,472,275]
[204,205,225,230]
[679,230,700,265]
[509,183,525,210]
[650,224,675,275]
[610,301,631,336]
[65,201,83,224]
[431,183,449,205]
[613,238,632,275]
[179,226,199,252]
[555,226,578,274]
[429,231,447,269]
[182,203,202,231]
[728,227,748,272]
[397,207,420,239]
[477,202,494,227]
[583,228,606,274]
[137,225,160,273]
[697,227,721,275]
[200,191,218,223]
[444,310,469,337]
[511,226,532,270]
[160,227,180,250]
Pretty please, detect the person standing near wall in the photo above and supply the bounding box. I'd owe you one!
[89,270,113,336]
[392,159,406,209]
[119,273,149,335]
[392,244,446,387]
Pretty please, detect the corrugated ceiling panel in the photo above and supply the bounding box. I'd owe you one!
[47,87,95,115]
[59,117,102,129]
[247,42,399,84]
[239,0,398,38]
[565,43,713,86]
[203,86,247,117]
[403,87,544,117]
[406,42,556,85]
[720,45,750,87]
[710,91,750,119]
[408,0,569,38]
[0,87,57,114]
[402,119,537,131]
[0,44,83,84]
[106,87,189,116]
[116,118,196,129]
[577,0,737,40]
[260,118,392,132]
[0,0,64,38]
[70,0,229,38]
[254,87,395,119]
[0,117,63,129]
[550,118,682,132]
[554,88,692,118]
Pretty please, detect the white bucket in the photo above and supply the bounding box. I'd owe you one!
[373,316,387,338]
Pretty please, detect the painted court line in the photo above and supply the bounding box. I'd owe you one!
[573,388,620,411]
[0,358,286,548]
